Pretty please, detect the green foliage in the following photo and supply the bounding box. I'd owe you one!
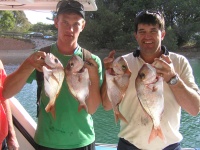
[163,0,200,47]
[96,0,200,50]
[79,1,125,50]
[11,11,31,32]
[79,1,136,50]
[0,11,31,33]
[0,10,55,36]
[28,11,56,36]
[0,11,15,32]
[162,26,178,51]
[4,0,196,51]
[193,34,200,47]
[29,23,56,36]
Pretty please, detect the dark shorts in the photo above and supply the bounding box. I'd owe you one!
[36,142,95,150]
[117,138,181,150]
[1,139,8,150]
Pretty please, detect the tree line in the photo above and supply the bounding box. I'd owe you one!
[0,0,200,51]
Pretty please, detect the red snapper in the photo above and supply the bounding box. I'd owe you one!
[105,56,131,124]
[135,63,166,143]
[43,53,64,119]
[65,55,90,112]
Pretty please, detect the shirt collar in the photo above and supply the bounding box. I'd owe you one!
[74,45,81,54]
[133,45,169,57]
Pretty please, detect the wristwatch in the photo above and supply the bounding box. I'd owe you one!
[167,74,179,85]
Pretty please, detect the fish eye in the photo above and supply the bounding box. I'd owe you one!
[54,58,58,63]
[139,73,145,79]
[122,65,126,70]
[70,62,74,67]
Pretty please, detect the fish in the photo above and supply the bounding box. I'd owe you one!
[65,55,90,112]
[135,63,166,143]
[105,56,131,124]
[43,53,65,119]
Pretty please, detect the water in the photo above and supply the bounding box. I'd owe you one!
[4,59,200,148]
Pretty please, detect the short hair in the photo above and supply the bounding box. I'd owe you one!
[134,10,165,33]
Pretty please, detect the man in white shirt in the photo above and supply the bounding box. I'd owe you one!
[101,10,200,150]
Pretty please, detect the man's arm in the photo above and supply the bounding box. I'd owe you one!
[84,58,102,114]
[100,50,116,111]
[3,51,46,99]
[169,78,200,116]
[2,99,19,150]
[154,55,200,116]
[100,73,112,111]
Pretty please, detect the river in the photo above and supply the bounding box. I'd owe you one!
[4,58,200,148]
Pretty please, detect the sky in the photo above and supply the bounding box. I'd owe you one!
[24,10,54,24]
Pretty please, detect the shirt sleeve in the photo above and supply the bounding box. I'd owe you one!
[172,53,199,91]
[0,62,7,101]
[26,70,36,84]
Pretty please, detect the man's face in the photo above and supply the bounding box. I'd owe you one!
[134,23,165,56]
[54,13,85,44]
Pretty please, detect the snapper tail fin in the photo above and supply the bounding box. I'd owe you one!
[114,110,128,124]
[78,103,88,112]
[148,125,166,144]
[45,101,56,119]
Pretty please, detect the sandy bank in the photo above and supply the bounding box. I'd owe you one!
[1,49,200,66]
[0,37,200,65]
[0,49,34,65]
[0,38,55,65]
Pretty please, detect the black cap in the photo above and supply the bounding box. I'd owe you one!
[56,0,85,19]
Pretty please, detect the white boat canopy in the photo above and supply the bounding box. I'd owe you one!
[0,0,97,11]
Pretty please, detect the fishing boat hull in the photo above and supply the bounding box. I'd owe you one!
[10,97,37,149]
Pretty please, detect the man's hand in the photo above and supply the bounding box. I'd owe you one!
[7,134,19,150]
[84,58,99,82]
[153,54,176,82]
[103,50,115,70]
[26,51,46,72]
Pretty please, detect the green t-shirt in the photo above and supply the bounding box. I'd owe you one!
[28,43,102,149]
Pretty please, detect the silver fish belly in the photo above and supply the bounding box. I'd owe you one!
[43,53,64,119]
[65,55,90,112]
[106,56,131,124]
[135,63,166,143]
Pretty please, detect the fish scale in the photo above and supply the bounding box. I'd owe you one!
[106,56,131,124]
[65,55,90,112]
[135,63,166,144]
[43,53,65,119]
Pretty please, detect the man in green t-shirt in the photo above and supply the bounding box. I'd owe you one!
[2,0,102,149]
